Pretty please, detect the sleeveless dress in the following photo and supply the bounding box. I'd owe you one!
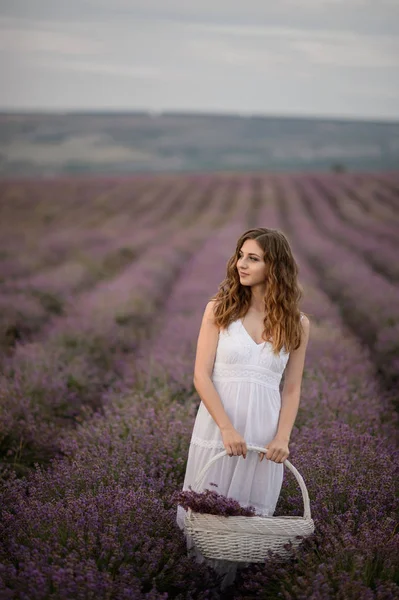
[176,314,304,587]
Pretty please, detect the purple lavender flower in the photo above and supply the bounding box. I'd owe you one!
[172,487,257,517]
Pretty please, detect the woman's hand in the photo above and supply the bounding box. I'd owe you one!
[259,437,289,463]
[220,426,247,459]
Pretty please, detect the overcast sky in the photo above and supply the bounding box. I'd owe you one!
[1,0,399,120]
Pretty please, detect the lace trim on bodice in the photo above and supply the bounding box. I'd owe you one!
[212,363,281,390]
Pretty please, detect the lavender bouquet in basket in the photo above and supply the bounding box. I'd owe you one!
[173,482,258,517]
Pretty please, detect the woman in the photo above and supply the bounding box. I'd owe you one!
[176,227,310,587]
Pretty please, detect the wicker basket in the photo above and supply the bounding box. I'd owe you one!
[184,445,315,563]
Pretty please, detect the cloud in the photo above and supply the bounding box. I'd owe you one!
[291,36,399,68]
[2,0,399,37]
[0,1,398,118]
[37,57,182,81]
[187,38,291,72]
[187,23,399,70]
[0,27,102,56]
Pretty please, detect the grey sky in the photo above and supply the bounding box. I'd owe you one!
[1,0,399,120]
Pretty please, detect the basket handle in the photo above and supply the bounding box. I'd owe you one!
[190,445,312,520]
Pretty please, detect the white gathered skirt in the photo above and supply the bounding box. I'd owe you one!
[176,374,285,586]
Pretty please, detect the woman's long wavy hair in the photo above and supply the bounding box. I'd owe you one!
[209,228,307,355]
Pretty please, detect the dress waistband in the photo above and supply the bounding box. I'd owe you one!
[211,363,281,391]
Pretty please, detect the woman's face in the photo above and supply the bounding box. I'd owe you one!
[236,239,267,286]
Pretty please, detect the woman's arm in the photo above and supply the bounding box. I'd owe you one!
[193,301,233,432]
[276,315,311,442]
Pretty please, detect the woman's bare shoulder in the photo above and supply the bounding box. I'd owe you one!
[203,300,218,323]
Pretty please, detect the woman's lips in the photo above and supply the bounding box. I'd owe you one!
[239,272,249,277]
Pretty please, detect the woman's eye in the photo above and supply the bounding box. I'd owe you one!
[239,255,257,261]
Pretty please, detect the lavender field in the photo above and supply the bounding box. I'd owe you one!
[0,171,398,599]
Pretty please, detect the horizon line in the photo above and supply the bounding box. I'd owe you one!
[0,108,398,125]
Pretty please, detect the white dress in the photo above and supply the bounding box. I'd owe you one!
[176,314,303,587]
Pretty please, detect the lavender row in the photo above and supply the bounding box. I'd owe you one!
[297,173,399,245]
[338,173,399,224]
[292,175,399,282]
[1,174,397,598]
[0,184,234,475]
[277,175,399,391]
[0,193,255,597]
[228,190,399,597]
[132,180,255,392]
[2,179,396,599]
[0,178,149,281]
[0,175,222,358]
[0,178,211,351]
[355,174,399,218]
[331,175,399,243]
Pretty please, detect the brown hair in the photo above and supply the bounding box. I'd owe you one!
[209,227,307,354]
